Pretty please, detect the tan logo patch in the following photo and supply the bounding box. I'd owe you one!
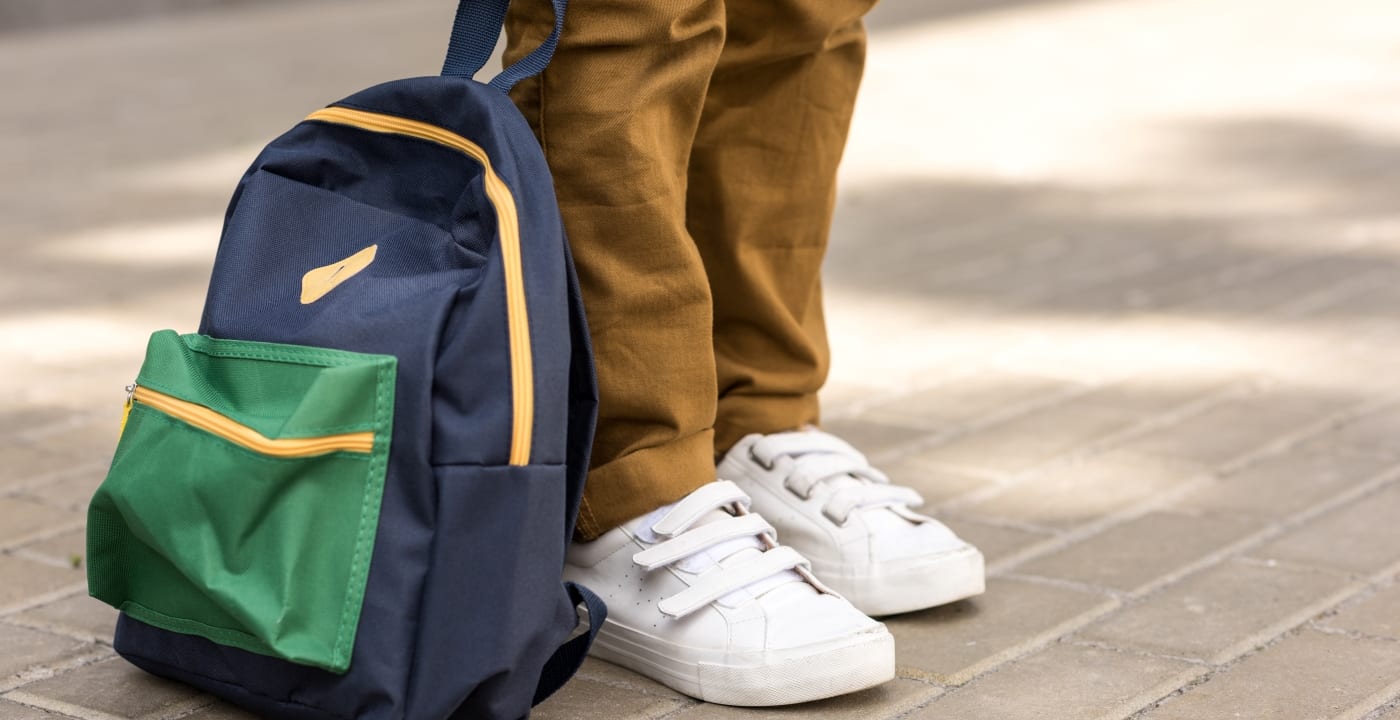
[300,244,378,304]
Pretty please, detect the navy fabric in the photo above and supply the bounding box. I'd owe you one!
[441,0,510,80]
[112,43,601,720]
[486,0,566,93]
[442,0,567,93]
[533,583,606,706]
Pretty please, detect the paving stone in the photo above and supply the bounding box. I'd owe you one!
[859,371,1076,429]
[910,398,1139,476]
[1078,558,1352,663]
[1072,380,1236,419]
[177,702,260,719]
[1176,254,1389,317]
[818,379,886,413]
[666,679,940,719]
[532,677,688,720]
[885,577,1116,684]
[880,455,996,506]
[0,447,71,494]
[14,530,87,571]
[907,642,1201,720]
[0,408,75,438]
[12,463,108,513]
[0,497,81,549]
[16,593,118,643]
[16,377,137,426]
[1017,511,1258,593]
[572,657,688,701]
[0,699,66,719]
[1323,406,1400,456]
[1142,630,1400,719]
[0,554,86,613]
[11,656,208,719]
[0,622,90,682]
[1250,483,1400,574]
[1373,704,1400,720]
[1280,340,1400,398]
[958,451,1203,528]
[923,236,1112,302]
[25,416,122,466]
[1173,448,1397,521]
[938,515,1053,566]
[1038,247,1237,313]
[817,417,932,459]
[1113,394,1351,467]
[985,318,1218,385]
[1306,274,1400,326]
[1325,583,1400,639]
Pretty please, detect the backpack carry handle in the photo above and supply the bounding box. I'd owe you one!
[442,0,567,93]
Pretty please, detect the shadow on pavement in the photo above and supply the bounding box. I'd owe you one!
[825,115,1400,326]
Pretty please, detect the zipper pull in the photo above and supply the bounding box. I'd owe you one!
[120,383,137,438]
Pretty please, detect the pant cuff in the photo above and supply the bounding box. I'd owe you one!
[713,393,821,460]
[575,428,716,541]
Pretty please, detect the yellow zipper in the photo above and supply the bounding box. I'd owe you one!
[304,106,534,466]
[133,385,374,458]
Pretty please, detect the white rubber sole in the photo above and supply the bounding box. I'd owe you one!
[582,611,896,706]
[819,544,986,617]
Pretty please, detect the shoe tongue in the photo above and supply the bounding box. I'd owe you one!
[677,509,764,574]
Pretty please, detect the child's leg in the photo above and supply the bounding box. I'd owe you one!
[687,0,876,454]
[505,0,726,539]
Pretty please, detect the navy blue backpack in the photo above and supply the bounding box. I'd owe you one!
[84,0,605,717]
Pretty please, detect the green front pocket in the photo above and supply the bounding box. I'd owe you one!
[87,330,396,674]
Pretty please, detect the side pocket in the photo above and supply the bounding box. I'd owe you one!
[406,463,574,719]
[87,330,396,674]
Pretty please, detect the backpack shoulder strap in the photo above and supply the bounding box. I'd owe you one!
[532,582,607,706]
[442,0,567,93]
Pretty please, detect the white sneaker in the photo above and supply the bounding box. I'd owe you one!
[719,429,985,616]
[563,480,895,706]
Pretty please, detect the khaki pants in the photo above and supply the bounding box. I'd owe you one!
[505,0,876,540]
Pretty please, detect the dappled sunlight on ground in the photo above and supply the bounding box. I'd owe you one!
[5,0,1400,717]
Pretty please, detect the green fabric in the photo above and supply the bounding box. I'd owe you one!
[87,330,396,674]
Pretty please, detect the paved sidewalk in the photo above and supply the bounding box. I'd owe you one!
[5,0,1400,718]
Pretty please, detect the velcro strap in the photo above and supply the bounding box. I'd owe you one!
[632,514,774,571]
[657,546,809,619]
[650,480,751,537]
[785,454,878,496]
[825,484,925,524]
[752,431,865,467]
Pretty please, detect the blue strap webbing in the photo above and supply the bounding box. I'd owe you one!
[531,582,608,706]
[442,0,567,93]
